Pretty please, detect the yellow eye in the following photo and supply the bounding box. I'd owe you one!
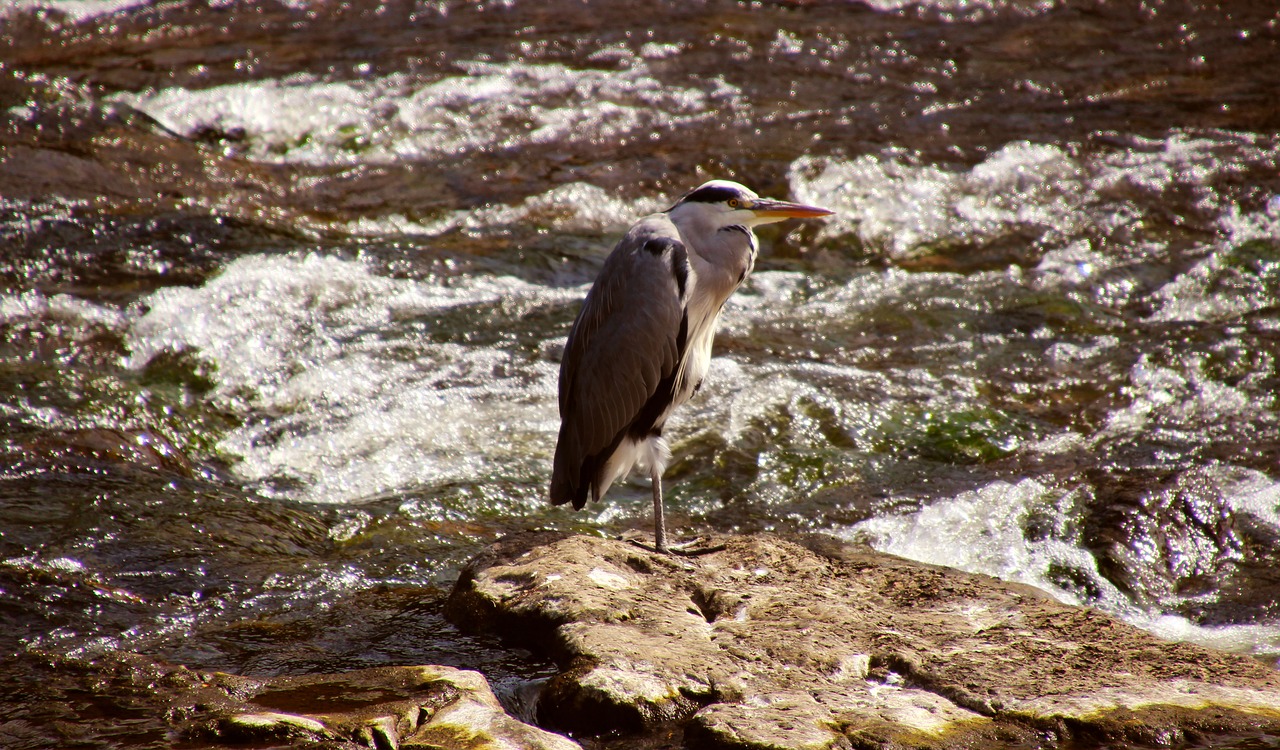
[727,199,740,208]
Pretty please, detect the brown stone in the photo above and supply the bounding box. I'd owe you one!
[446,532,1280,749]
[188,662,580,749]
[4,651,579,750]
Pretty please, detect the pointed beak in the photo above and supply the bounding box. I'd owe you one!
[748,198,835,220]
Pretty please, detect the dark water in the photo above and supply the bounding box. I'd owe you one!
[2,0,1280,746]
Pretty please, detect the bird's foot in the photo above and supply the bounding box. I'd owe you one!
[622,533,725,556]
[666,536,727,556]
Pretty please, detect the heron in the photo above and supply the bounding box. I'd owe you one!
[549,179,833,552]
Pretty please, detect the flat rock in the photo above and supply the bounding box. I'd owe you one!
[7,651,579,750]
[445,532,1280,749]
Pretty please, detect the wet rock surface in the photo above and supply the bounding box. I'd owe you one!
[0,651,578,750]
[447,532,1280,749]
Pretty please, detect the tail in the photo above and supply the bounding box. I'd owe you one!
[549,433,592,510]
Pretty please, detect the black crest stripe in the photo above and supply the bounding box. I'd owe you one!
[681,185,741,204]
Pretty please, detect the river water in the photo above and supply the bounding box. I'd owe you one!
[2,0,1279,746]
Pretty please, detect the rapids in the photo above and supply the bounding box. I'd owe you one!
[2,0,1279,746]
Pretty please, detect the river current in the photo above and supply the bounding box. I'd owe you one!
[2,1,1279,747]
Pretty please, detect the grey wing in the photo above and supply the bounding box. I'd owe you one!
[550,216,690,509]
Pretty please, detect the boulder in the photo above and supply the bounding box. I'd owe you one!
[446,532,1280,749]
[186,663,580,749]
[3,651,579,750]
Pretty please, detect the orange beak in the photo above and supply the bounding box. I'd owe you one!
[748,198,835,219]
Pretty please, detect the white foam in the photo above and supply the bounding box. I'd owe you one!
[843,474,1280,658]
[0,290,51,324]
[1032,239,1109,289]
[0,287,127,345]
[334,181,665,238]
[111,60,741,166]
[1220,195,1280,245]
[789,133,1278,262]
[1142,615,1280,659]
[462,182,666,236]
[790,142,1089,259]
[125,253,580,505]
[1,0,148,22]
[846,479,1132,608]
[1096,354,1252,442]
[855,0,1057,18]
[1092,132,1272,212]
[1149,252,1272,323]
[1150,197,1280,323]
[1228,474,1280,523]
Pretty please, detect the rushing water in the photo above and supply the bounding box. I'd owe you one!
[2,0,1280,746]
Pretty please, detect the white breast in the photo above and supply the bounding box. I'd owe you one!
[665,211,757,420]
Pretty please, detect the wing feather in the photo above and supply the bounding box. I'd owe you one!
[550,215,689,508]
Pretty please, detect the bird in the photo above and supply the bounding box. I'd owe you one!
[549,179,834,552]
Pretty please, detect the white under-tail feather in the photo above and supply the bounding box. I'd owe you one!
[594,434,671,502]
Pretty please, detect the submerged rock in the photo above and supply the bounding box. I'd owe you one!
[2,651,579,750]
[446,532,1280,749]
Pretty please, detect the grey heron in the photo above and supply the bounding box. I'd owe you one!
[550,180,834,552]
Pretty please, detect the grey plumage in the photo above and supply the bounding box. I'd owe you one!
[550,180,833,551]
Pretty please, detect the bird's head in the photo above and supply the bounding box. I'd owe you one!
[668,179,833,229]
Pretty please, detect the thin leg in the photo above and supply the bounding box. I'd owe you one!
[651,464,667,552]
[625,476,723,557]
